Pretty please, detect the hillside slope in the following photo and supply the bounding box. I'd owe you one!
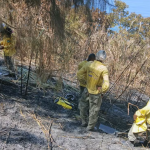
[0,63,149,150]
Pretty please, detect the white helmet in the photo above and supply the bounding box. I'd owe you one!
[96,50,106,61]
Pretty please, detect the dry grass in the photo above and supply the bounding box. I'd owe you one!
[0,0,150,103]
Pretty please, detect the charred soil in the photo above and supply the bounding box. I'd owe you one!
[0,64,149,150]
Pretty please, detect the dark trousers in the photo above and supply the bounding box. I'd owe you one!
[80,86,85,96]
[78,86,85,110]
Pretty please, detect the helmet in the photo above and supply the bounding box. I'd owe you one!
[96,50,106,61]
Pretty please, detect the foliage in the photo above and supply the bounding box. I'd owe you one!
[0,0,150,101]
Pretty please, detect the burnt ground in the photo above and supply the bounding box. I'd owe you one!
[0,63,150,149]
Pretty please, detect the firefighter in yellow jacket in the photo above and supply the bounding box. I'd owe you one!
[78,53,95,95]
[77,50,109,130]
[128,100,150,146]
[0,24,16,72]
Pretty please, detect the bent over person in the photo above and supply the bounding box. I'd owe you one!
[0,24,16,72]
[77,50,109,131]
[78,53,95,95]
[128,99,150,146]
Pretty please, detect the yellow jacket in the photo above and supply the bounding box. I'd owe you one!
[132,100,150,133]
[77,60,109,94]
[77,61,92,87]
[0,35,16,56]
[78,60,87,70]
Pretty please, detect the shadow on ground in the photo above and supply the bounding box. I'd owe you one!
[0,127,46,145]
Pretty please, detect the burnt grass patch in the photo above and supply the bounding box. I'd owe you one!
[0,75,149,149]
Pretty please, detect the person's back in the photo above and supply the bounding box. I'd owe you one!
[78,60,88,88]
[77,53,96,94]
[78,61,92,88]
[78,60,87,71]
[86,60,109,94]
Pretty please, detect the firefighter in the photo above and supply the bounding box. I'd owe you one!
[128,99,150,146]
[0,23,16,72]
[78,53,95,95]
[77,50,109,130]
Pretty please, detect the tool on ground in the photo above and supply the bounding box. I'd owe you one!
[54,97,75,109]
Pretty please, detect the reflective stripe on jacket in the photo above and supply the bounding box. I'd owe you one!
[132,100,150,133]
[0,35,16,56]
[77,60,109,94]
